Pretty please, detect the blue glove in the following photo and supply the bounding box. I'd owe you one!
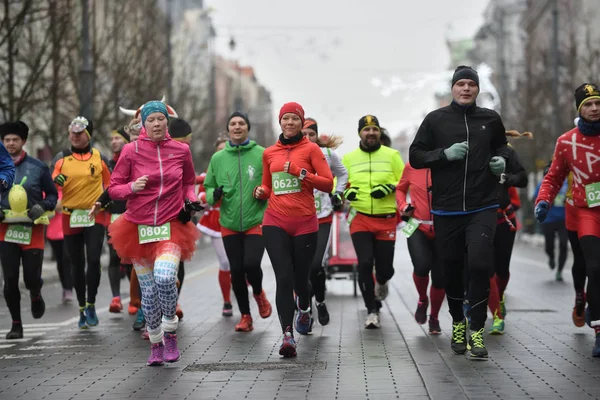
[535,201,549,223]
[489,156,506,176]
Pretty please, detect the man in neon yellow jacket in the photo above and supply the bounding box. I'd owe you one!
[342,115,404,329]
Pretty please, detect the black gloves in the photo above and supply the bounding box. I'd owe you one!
[213,186,224,203]
[344,187,359,202]
[370,184,396,199]
[27,204,45,221]
[53,174,68,186]
[331,192,344,211]
[178,199,204,224]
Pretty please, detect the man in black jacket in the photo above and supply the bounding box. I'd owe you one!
[409,65,510,360]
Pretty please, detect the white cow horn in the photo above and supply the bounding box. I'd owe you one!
[160,95,166,103]
[119,106,137,116]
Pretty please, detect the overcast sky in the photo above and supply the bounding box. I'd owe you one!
[204,0,489,154]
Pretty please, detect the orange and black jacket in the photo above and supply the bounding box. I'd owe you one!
[51,145,111,213]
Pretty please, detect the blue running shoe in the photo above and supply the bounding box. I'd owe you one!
[85,304,98,327]
[133,309,146,331]
[78,309,88,329]
[593,332,600,358]
[463,300,472,325]
[295,299,313,335]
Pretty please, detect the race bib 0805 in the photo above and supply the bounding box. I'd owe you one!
[272,172,301,195]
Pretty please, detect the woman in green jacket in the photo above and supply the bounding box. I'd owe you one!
[204,111,272,332]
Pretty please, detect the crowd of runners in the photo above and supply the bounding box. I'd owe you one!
[0,65,599,365]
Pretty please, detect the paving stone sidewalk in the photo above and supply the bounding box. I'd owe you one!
[0,239,598,400]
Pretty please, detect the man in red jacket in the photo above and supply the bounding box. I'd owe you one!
[535,83,600,357]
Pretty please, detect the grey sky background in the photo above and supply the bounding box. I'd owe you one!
[204,0,489,154]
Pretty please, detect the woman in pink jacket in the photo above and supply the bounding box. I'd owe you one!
[108,100,201,366]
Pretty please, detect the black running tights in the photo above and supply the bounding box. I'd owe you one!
[222,233,265,315]
[0,242,43,322]
[263,226,317,332]
[310,222,331,303]
[569,230,587,293]
[64,223,105,307]
[49,239,72,291]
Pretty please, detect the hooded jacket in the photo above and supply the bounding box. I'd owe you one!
[108,127,196,226]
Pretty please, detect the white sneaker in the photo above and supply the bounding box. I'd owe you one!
[365,313,380,329]
[374,281,389,301]
[62,289,73,304]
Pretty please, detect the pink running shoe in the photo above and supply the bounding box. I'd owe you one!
[141,328,149,340]
[147,343,164,366]
[163,332,180,363]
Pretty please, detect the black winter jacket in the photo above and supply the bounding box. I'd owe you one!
[409,102,510,213]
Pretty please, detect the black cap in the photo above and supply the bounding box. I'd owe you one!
[575,83,600,113]
[169,118,192,140]
[227,111,251,131]
[0,121,29,140]
[111,126,130,143]
[452,65,479,87]
[358,115,380,134]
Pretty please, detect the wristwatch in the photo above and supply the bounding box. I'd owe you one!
[298,168,308,180]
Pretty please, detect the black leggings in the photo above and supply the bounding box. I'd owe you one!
[49,239,72,291]
[177,261,184,295]
[580,236,600,322]
[263,226,317,332]
[222,234,265,315]
[568,230,586,293]
[434,209,496,331]
[494,218,516,280]
[407,229,443,288]
[0,242,44,322]
[107,238,132,297]
[64,223,105,307]
[541,220,568,272]
[351,232,396,313]
[310,222,331,303]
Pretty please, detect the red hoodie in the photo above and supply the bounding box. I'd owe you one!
[259,136,333,217]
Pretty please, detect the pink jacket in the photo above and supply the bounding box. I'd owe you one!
[108,127,197,226]
[46,188,64,240]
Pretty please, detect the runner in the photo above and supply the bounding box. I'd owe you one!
[0,121,57,339]
[168,117,195,320]
[342,115,404,329]
[488,133,529,335]
[106,127,133,313]
[564,166,587,327]
[196,137,233,317]
[534,161,568,280]
[535,83,600,357]
[52,117,111,329]
[46,187,73,303]
[254,102,333,356]
[108,100,201,366]
[302,118,347,326]
[396,163,444,334]
[205,111,271,332]
[409,65,511,360]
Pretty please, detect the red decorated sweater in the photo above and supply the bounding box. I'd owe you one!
[537,127,600,208]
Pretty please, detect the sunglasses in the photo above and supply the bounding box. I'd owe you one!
[69,116,89,133]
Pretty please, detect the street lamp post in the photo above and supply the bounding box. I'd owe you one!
[229,37,243,110]
[79,0,94,119]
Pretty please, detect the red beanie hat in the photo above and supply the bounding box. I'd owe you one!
[279,102,305,124]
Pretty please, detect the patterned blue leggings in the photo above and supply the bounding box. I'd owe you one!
[134,242,181,344]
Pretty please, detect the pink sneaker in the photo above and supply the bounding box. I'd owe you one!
[163,332,180,363]
[141,328,149,340]
[147,342,164,366]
